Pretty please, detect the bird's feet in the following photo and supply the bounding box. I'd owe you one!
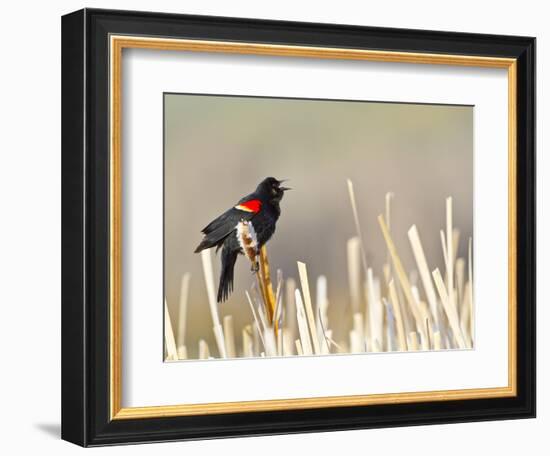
[250,259,260,273]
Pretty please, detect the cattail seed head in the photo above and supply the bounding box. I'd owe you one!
[237,220,259,264]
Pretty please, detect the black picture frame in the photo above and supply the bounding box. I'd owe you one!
[62,8,535,447]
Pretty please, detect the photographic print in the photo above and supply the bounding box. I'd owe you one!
[164,93,474,361]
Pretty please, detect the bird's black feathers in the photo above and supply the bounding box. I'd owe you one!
[194,207,256,253]
[194,177,289,302]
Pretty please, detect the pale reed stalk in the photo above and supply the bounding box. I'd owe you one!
[164,298,178,361]
[200,249,226,358]
[297,261,321,354]
[176,273,191,358]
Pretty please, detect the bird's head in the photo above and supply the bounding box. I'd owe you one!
[256,177,291,203]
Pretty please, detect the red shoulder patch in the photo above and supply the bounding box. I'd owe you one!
[235,199,262,213]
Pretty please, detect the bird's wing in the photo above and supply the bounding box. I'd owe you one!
[200,199,262,244]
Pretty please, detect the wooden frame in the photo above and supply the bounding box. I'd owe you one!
[62,8,535,446]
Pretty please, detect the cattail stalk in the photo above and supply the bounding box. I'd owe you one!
[456,257,465,315]
[297,261,321,354]
[295,289,313,355]
[164,298,178,361]
[176,273,191,355]
[408,331,420,351]
[316,275,329,347]
[347,237,362,313]
[242,326,254,357]
[367,269,383,351]
[378,215,427,343]
[408,225,440,328]
[245,290,266,352]
[353,312,365,351]
[295,339,304,355]
[199,339,210,359]
[285,278,297,340]
[433,331,442,350]
[223,315,236,358]
[432,268,467,349]
[177,345,188,360]
[200,249,227,358]
[237,220,277,333]
[259,245,277,327]
[388,280,407,351]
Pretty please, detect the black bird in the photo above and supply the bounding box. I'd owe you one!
[194,177,290,302]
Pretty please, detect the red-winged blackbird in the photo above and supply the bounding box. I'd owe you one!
[194,177,290,302]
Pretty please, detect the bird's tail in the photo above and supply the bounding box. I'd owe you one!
[217,248,238,302]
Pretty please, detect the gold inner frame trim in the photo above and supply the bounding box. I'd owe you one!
[109,35,517,420]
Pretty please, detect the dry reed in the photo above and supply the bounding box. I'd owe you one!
[165,179,474,360]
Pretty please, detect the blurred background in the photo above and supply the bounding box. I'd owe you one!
[164,93,473,358]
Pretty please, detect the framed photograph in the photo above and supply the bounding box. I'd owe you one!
[61,8,535,446]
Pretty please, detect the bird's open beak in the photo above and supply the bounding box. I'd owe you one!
[278,179,291,191]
